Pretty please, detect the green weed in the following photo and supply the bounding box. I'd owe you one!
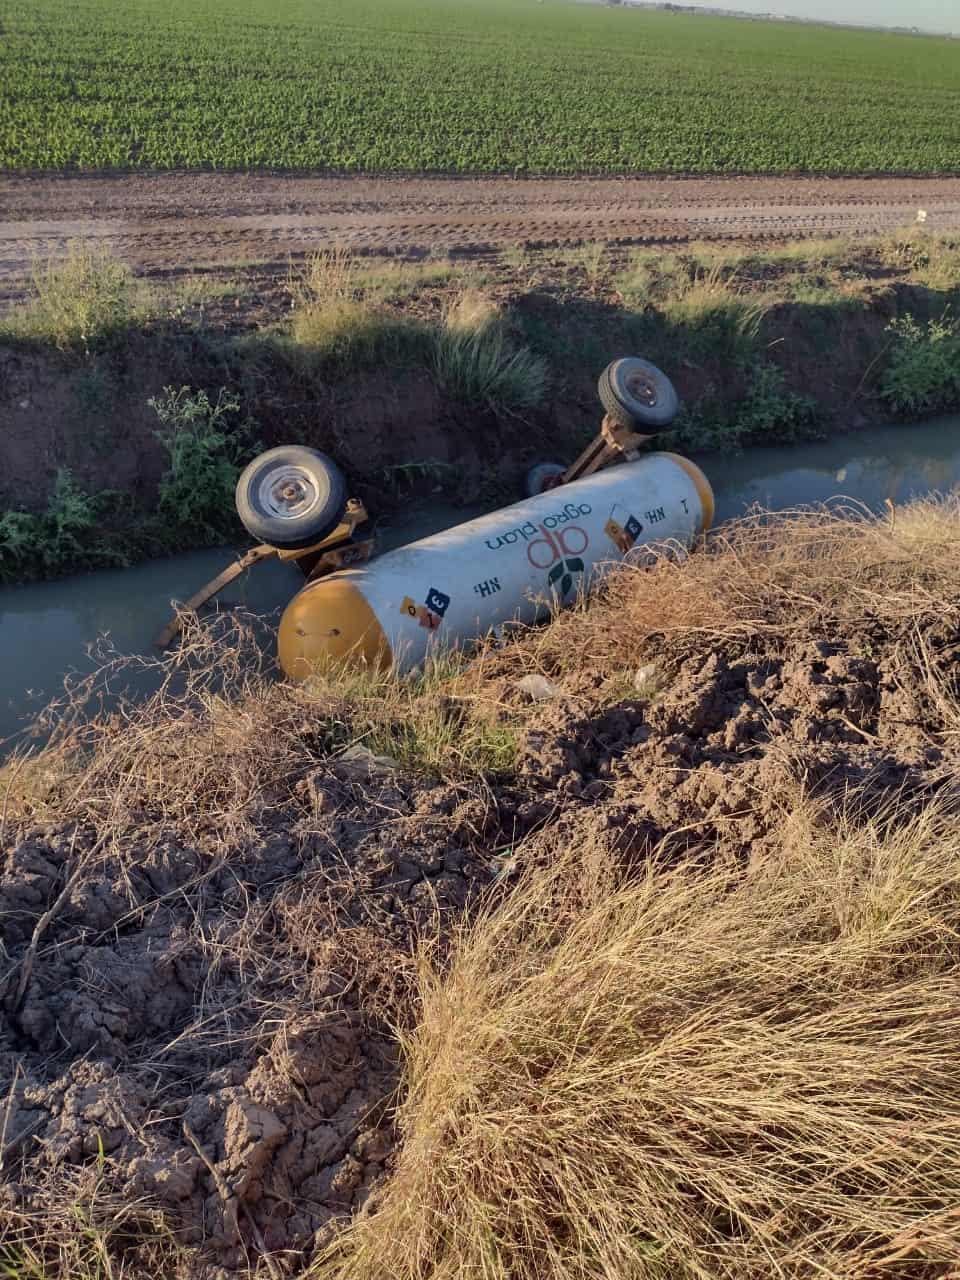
[0,471,122,583]
[150,385,256,543]
[732,362,822,442]
[666,363,820,451]
[880,312,960,416]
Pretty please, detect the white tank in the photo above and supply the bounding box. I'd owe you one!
[278,452,713,679]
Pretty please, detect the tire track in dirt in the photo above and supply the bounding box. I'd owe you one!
[2,173,960,284]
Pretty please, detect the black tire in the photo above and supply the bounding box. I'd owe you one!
[235,446,348,550]
[598,357,679,430]
[523,461,566,498]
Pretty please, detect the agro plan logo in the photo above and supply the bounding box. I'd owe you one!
[526,522,588,600]
[484,501,593,600]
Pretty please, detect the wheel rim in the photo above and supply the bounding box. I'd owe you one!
[258,465,322,521]
[625,370,658,408]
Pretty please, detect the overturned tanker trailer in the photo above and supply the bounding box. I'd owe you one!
[156,357,713,677]
[278,453,711,677]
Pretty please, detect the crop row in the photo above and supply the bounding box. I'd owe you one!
[2,0,959,173]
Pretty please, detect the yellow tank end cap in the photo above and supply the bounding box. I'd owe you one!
[278,575,392,681]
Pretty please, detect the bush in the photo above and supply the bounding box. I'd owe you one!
[150,386,256,543]
[0,242,135,353]
[0,470,120,582]
[667,363,820,451]
[730,361,822,442]
[880,312,960,416]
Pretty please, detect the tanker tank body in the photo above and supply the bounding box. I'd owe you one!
[278,452,712,680]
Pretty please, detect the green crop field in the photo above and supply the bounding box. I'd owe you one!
[1,0,959,174]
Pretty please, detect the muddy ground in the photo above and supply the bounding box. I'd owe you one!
[1,581,957,1274]
[3,173,960,302]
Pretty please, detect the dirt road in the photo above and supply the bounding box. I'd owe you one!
[3,173,960,284]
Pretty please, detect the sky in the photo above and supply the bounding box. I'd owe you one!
[665,0,957,33]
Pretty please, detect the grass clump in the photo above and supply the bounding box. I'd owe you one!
[662,280,765,360]
[289,248,432,372]
[304,653,518,778]
[320,795,960,1280]
[880,311,960,416]
[0,242,137,354]
[150,385,256,545]
[292,298,429,374]
[432,292,548,416]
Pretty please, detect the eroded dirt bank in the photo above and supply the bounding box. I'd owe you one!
[2,236,955,565]
[4,173,960,287]
[2,502,958,1275]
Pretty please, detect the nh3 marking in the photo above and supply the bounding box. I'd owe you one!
[643,503,690,521]
[474,577,501,599]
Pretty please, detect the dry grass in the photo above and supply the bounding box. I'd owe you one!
[7,498,957,846]
[0,242,140,353]
[530,495,960,681]
[0,1166,184,1280]
[0,614,518,851]
[5,499,960,1279]
[318,791,960,1280]
[290,245,357,305]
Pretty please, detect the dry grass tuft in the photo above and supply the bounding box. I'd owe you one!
[291,245,357,304]
[531,495,960,679]
[1,614,517,852]
[319,794,960,1279]
[0,242,138,353]
[0,1163,183,1280]
[432,289,548,415]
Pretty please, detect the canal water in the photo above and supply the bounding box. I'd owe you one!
[2,416,959,747]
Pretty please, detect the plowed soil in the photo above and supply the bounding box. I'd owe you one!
[3,173,960,285]
[2,576,957,1274]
